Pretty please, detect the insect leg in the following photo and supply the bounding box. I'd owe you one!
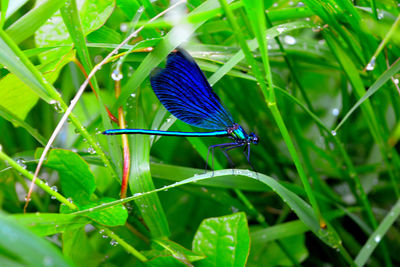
[206,142,238,173]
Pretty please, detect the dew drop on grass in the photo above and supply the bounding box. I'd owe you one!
[49,100,63,113]
[276,26,286,34]
[374,235,381,243]
[366,58,376,71]
[284,35,296,45]
[331,130,337,136]
[332,108,340,116]
[110,239,118,246]
[120,23,128,32]
[111,70,123,81]
[88,147,96,154]
[16,158,27,169]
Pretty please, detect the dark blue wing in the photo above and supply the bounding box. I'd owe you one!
[150,49,235,130]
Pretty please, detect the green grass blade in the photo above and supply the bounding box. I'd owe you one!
[355,199,400,266]
[335,58,400,132]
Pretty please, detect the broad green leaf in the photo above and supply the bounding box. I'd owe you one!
[63,228,101,267]
[45,149,96,205]
[0,213,72,267]
[192,212,250,267]
[0,49,74,122]
[82,197,128,226]
[13,213,90,236]
[35,0,114,47]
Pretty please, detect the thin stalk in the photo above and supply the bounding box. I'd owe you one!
[100,226,147,262]
[115,77,131,199]
[364,14,400,71]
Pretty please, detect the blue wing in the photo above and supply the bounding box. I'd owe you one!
[150,49,235,130]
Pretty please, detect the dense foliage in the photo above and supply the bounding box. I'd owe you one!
[0,0,400,266]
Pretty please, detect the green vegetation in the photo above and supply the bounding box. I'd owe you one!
[0,0,399,266]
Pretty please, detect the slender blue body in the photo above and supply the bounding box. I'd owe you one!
[103,48,258,168]
[103,129,229,137]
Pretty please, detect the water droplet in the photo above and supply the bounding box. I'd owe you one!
[110,239,118,246]
[49,100,63,113]
[297,2,305,7]
[138,6,145,13]
[88,147,96,154]
[16,158,27,169]
[377,11,384,19]
[120,23,128,32]
[273,3,278,7]
[50,186,58,192]
[393,78,399,85]
[130,93,136,98]
[312,25,322,32]
[67,198,73,203]
[331,130,337,136]
[366,58,376,71]
[284,35,296,45]
[102,234,108,238]
[276,26,286,34]
[332,108,340,116]
[374,235,381,243]
[111,70,123,81]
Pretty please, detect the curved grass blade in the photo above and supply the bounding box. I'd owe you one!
[355,199,400,266]
[73,169,348,254]
[334,58,400,132]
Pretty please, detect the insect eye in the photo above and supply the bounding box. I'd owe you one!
[250,133,259,144]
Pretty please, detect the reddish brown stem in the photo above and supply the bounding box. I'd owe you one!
[115,79,130,199]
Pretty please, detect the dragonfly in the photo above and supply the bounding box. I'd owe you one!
[103,48,258,170]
